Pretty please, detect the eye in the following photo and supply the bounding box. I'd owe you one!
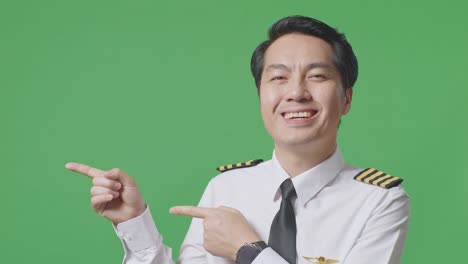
[308,74,327,81]
[271,76,287,81]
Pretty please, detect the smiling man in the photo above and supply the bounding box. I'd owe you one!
[66,16,410,264]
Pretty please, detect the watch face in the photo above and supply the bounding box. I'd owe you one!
[236,242,268,264]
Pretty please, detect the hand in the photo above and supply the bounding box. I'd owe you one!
[170,206,260,260]
[65,162,146,224]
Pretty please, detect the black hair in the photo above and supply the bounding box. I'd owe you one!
[250,16,358,92]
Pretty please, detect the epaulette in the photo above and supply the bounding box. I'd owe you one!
[353,168,403,189]
[216,159,264,173]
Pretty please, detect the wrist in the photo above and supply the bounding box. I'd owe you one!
[132,203,147,218]
[233,235,261,260]
[112,204,147,225]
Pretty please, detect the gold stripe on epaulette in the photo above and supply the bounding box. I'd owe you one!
[216,159,263,173]
[381,176,402,188]
[355,168,375,181]
[353,168,403,189]
[364,170,384,183]
[373,175,391,185]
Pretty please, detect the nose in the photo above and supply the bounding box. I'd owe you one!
[286,78,312,102]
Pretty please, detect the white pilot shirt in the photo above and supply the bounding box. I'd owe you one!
[113,148,410,264]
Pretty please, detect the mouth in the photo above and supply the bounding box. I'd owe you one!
[282,110,318,120]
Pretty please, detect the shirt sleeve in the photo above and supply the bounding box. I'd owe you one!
[343,187,411,264]
[112,179,224,264]
[113,207,174,264]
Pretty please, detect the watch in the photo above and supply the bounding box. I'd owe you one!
[235,241,268,264]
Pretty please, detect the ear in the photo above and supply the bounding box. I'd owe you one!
[342,88,353,115]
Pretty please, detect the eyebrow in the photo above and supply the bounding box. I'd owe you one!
[264,62,334,72]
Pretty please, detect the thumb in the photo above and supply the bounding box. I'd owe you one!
[105,168,137,187]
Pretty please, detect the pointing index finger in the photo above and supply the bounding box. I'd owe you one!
[65,162,105,178]
[170,206,213,219]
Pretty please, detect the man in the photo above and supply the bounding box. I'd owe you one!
[66,16,410,264]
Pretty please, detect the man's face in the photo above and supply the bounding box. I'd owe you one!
[259,33,352,149]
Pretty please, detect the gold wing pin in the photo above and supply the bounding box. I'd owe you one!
[303,256,339,264]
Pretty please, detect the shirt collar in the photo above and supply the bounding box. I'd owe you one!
[270,147,345,207]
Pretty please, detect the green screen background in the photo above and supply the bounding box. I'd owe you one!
[2,0,467,263]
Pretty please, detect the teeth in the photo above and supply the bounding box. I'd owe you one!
[284,111,312,119]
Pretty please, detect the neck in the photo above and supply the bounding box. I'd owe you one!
[274,140,337,177]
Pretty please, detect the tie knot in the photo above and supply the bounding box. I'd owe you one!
[280,178,296,200]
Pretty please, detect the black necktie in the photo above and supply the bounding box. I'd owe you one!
[268,178,297,264]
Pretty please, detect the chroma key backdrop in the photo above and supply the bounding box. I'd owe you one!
[2,0,467,263]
